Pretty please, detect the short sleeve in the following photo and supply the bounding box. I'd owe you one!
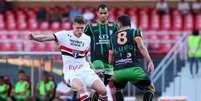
[113,22,120,32]
[54,30,66,44]
[84,24,92,36]
[134,29,143,38]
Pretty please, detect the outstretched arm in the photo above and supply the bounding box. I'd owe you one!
[28,33,56,42]
[134,37,154,73]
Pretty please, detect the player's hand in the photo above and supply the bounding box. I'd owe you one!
[28,33,34,40]
[147,61,154,74]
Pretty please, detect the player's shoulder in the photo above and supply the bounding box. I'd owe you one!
[108,21,118,26]
[55,30,72,35]
[83,33,91,40]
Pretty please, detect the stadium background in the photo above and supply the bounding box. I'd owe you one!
[0,0,200,101]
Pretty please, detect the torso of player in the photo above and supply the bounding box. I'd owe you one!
[54,30,90,71]
[85,22,119,62]
[111,29,141,70]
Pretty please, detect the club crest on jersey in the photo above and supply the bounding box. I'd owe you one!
[72,50,80,58]
[99,34,109,40]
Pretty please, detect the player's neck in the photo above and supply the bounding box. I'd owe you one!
[120,26,130,31]
[74,31,82,38]
[98,20,108,24]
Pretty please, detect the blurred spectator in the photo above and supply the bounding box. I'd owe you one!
[53,74,74,101]
[0,0,10,14]
[3,76,12,98]
[36,7,48,22]
[50,7,62,22]
[187,29,201,77]
[156,0,169,15]
[62,6,70,22]
[12,70,30,101]
[178,0,190,16]
[192,0,201,15]
[83,7,95,23]
[0,76,10,101]
[69,6,81,22]
[36,71,55,101]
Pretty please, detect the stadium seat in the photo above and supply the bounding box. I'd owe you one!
[150,13,159,30]
[62,22,72,30]
[0,22,5,30]
[195,14,201,30]
[30,42,46,51]
[40,22,49,30]
[161,15,171,30]
[0,34,7,39]
[51,22,61,30]
[139,11,149,30]
[183,14,194,31]
[172,14,182,30]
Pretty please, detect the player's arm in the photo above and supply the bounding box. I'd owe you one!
[134,36,154,73]
[108,50,114,65]
[28,33,56,42]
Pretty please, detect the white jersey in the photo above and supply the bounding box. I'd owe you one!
[54,30,100,87]
[54,30,91,72]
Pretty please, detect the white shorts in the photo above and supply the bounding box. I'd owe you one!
[63,63,100,88]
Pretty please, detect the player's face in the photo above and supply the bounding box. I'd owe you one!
[73,23,85,37]
[18,73,25,80]
[97,8,109,22]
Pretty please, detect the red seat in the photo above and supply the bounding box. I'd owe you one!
[161,15,171,30]
[7,34,19,39]
[169,34,180,40]
[0,34,7,39]
[195,14,201,30]
[51,22,61,30]
[160,43,174,53]
[0,21,5,30]
[150,14,159,30]
[6,22,16,30]
[183,14,194,30]
[139,12,149,30]
[62,22,72,30]
[157,34,170,40]
[40,22,49,30]
[31,42,46,51]
[172,14,182,30]
[0,42,21,51]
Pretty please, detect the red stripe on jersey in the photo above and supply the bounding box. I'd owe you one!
[59,45,87,55]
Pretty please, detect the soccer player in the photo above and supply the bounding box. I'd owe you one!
[109,15,155,101]
[84,3,119,83]
[84,4,119,101]
[29,16,107,101]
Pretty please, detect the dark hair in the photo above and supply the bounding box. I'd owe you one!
[118,15,131,27]
[192,29,200,36]
[97,3,107,10]
[74,16,85,24]
[18,70,25,74]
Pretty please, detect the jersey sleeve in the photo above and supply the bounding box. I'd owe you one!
[54,30,66,44]
[84,24,92,36]
[113,22,120,32]
[133,29,143,38]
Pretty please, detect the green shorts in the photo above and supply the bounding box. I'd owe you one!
[113,67,155,92]
[92,60,113,75]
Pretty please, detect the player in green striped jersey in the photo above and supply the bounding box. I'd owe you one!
[109,15,155,101]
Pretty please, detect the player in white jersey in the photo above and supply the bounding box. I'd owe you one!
[28,16,108,101]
